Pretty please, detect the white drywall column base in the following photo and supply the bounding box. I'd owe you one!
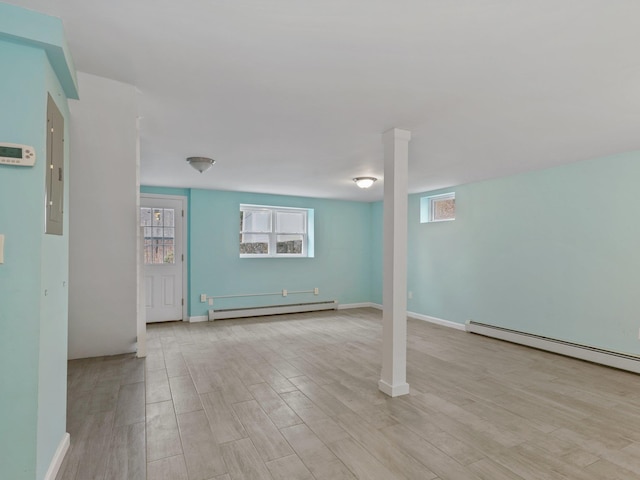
[379,128,411,397]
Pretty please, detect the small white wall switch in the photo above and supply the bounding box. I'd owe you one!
[282,289,287,297]
[208,298,213,306]
[314,287,319,295]
[200,294,207,303]
[0,234,4,263]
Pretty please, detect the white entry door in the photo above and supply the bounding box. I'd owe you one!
[141,195,185,323]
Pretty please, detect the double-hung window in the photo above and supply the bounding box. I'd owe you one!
[240,204,311,257]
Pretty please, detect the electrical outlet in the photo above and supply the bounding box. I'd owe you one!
[408,291,413,299]
[282,289,287,297]
[314,287,319,295]
[208,298,213,306]
[638,327,640,340]
[200,294,207,303]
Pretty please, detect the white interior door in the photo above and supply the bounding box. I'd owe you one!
[141,195,185,323]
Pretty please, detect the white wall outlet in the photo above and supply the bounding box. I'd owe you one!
[314,287,319,295]
[282,289,287,297]
[208,298,213,306]
[638,327,640,340]
[408,291,413,299]
[0,234,4,264]
[200,294,207,303]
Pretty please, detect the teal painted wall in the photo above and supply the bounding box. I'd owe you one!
[140,187,372,316]
[0,6,72,479]
[370,201,383,305]
[0,40,46,480]
[0,2,78,99]
[36,66,70,479]
[373,152,640,356]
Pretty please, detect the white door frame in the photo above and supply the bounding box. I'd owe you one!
[140,193,188,322]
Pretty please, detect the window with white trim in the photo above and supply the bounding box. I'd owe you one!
[240,204,312,257]
[420,192,455,223]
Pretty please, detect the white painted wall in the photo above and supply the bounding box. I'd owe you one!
[68,72,139,359]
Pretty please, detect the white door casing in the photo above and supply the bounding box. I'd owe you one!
[141,194,186,323]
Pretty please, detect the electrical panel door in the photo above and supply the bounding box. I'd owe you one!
[45,94,64,235]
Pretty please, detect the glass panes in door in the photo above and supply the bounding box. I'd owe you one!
[141,207,176,264]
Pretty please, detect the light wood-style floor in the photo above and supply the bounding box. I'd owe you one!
[57,308,640,480]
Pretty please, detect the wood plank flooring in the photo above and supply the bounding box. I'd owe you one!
[57,308,640,479]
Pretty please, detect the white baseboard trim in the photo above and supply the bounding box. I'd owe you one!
[44,432,70,480]
[337,302,376,310]
[210,301,337,320]
[467,320,640,374]
[378,379,410,397]
[188,315,208,323]
[370,303,383,310]
[407,311,466,331]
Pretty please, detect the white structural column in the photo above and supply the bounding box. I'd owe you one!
[379,128,411,397]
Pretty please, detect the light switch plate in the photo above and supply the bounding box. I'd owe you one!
[0,234,4,263]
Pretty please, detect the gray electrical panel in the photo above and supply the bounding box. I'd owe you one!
[45,94,64,235]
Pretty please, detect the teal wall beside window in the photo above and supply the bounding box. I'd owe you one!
[372,151,640,356]
[146,152,640,357]
[140,187,372,316]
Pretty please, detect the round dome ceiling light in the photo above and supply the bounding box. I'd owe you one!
[187,156,216,173]
[353,176,377,189]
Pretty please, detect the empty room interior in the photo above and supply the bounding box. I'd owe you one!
[2,1,640,479]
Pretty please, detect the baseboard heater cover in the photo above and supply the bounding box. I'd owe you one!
[209,300,338,320]
[466,320,640,374]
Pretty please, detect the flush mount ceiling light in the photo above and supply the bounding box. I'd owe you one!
[353,176,377,189]
[187,156,215,173]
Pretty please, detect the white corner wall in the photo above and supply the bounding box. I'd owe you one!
[68,72,139,359]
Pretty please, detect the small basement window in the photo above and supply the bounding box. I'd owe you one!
[420,192,455,223]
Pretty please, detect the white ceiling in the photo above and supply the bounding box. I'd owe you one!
[9,0,640,201]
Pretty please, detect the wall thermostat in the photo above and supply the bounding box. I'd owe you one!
[0,143,36,166]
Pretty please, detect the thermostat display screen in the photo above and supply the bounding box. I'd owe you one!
[0,143,35,166]
[0,146,22,159]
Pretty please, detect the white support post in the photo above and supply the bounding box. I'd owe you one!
[379,128,411,397]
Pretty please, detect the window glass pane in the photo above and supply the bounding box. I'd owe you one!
[143,207,178,263]
[151,242,163,264]
[144,246,153,264]
[277,234,303,254]
[240,233,269,254]
[421,193,455,223]
[163,245,175,263]
[276,211,306,234]
[152,208,163,226]
[241,209,271,232]
[164,208,175,227]
[141,208,152,226]
[239,204,312,258]
[432,198,455,221]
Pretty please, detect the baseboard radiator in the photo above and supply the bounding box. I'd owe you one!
[466,320,640,374]
[209,300,338,321]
